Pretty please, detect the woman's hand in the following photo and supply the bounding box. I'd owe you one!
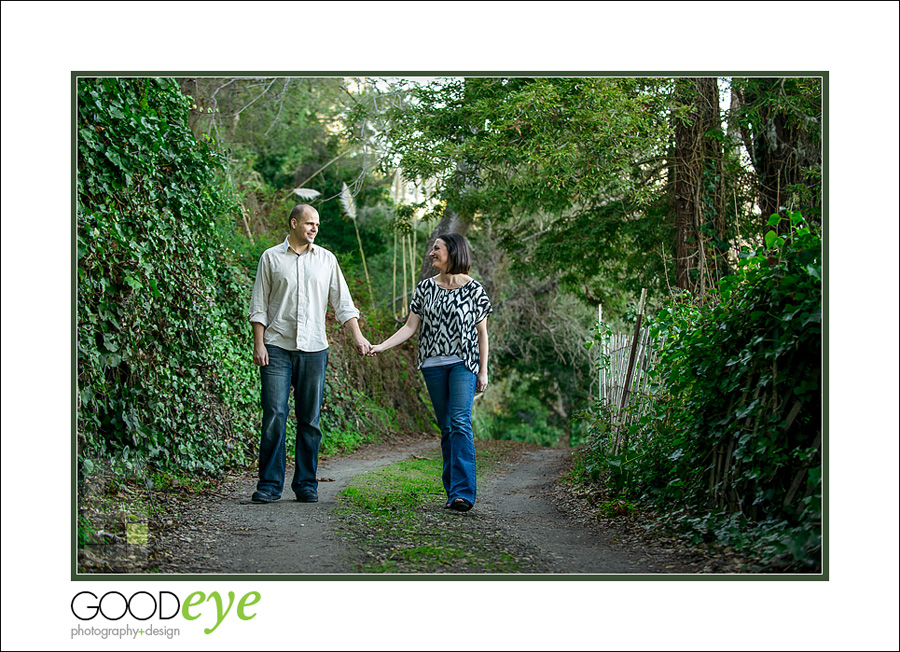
[368,313,421,357]
[476,371,488,393]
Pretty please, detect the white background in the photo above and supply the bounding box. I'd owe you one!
[2,1,898,650]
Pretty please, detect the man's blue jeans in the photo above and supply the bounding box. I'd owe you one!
[257,345,328,498]
[421,362,477,504]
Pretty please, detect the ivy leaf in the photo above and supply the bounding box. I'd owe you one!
[802,306,822,326]
[735,399,760,419]
[765,230,778,249]
[105,150,123,169]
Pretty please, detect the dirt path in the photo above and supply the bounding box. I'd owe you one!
[479,448,671,573]
[95,435,716,575]
[150,435,439,574]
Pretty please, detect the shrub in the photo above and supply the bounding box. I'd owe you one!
[581,212,822,570]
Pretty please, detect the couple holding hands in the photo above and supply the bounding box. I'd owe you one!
[248,204,491,512]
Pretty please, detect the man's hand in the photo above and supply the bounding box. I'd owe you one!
[252,322,268,366]
[353,336,372,356]
[253,342,269,367]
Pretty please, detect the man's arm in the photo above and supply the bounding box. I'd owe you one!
[328,257,369,355]
[342,317,372,356]
[249,253,271,366]
[252,322,268,366]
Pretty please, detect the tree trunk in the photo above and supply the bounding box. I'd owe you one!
[732,78,822,231]
[672,77,727,295]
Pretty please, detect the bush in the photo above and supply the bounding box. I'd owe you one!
[580,212,822,570]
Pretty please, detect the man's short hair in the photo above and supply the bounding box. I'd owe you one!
[437,233,472,275]
[289,204,315,228]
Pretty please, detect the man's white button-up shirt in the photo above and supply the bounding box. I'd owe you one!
[248,238,360,352]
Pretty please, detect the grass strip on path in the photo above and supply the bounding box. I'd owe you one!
[335,441,545,573]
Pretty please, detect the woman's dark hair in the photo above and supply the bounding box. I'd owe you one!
[436,233,472,275]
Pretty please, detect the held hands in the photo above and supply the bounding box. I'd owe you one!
[367,343,386,357]
[476,371,488,393]
[353,336,373,357]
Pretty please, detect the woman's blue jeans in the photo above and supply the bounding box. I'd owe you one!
[421,362,477,504]
[257,344,328,498]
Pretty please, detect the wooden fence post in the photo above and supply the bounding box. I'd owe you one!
[613,288,647,453]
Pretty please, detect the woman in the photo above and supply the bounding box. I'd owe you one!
[370,233,492,512]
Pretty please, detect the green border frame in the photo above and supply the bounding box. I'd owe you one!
[71,70,828,582]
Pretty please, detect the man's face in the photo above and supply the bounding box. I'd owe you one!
[292,212,319,245]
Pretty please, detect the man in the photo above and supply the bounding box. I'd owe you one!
[248,204,371,504]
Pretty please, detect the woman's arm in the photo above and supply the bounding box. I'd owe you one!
[370,312,422,355]
[475,317,489,393]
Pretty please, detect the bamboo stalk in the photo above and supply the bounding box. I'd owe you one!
[392,228,398,314]
[598,304,604,404]
[339,182,375,310]
[401,232,408,317]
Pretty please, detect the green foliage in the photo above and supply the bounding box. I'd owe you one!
[77,514,97,547]
[474,379,564,446]
[320,386,398,456]
[729,77,823,223]
[580,212,822,570]
[77,77,256,475]
[468,225,599,446]
[376,77,675,310]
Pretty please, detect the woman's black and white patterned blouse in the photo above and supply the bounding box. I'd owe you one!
[409,277,493,375]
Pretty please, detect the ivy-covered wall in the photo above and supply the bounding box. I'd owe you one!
[77,77,258,473]
[76,77,437,477]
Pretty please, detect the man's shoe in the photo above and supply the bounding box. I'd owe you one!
[294,490,319,503]
[251,490,281,504]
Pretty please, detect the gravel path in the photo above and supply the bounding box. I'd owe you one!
[151,435,439,574]
[88,435,713,575]
[478,448,652,573]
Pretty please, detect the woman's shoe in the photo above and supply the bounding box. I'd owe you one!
[449,498,473,512]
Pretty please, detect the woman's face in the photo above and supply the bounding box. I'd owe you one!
[430,239,449,272]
